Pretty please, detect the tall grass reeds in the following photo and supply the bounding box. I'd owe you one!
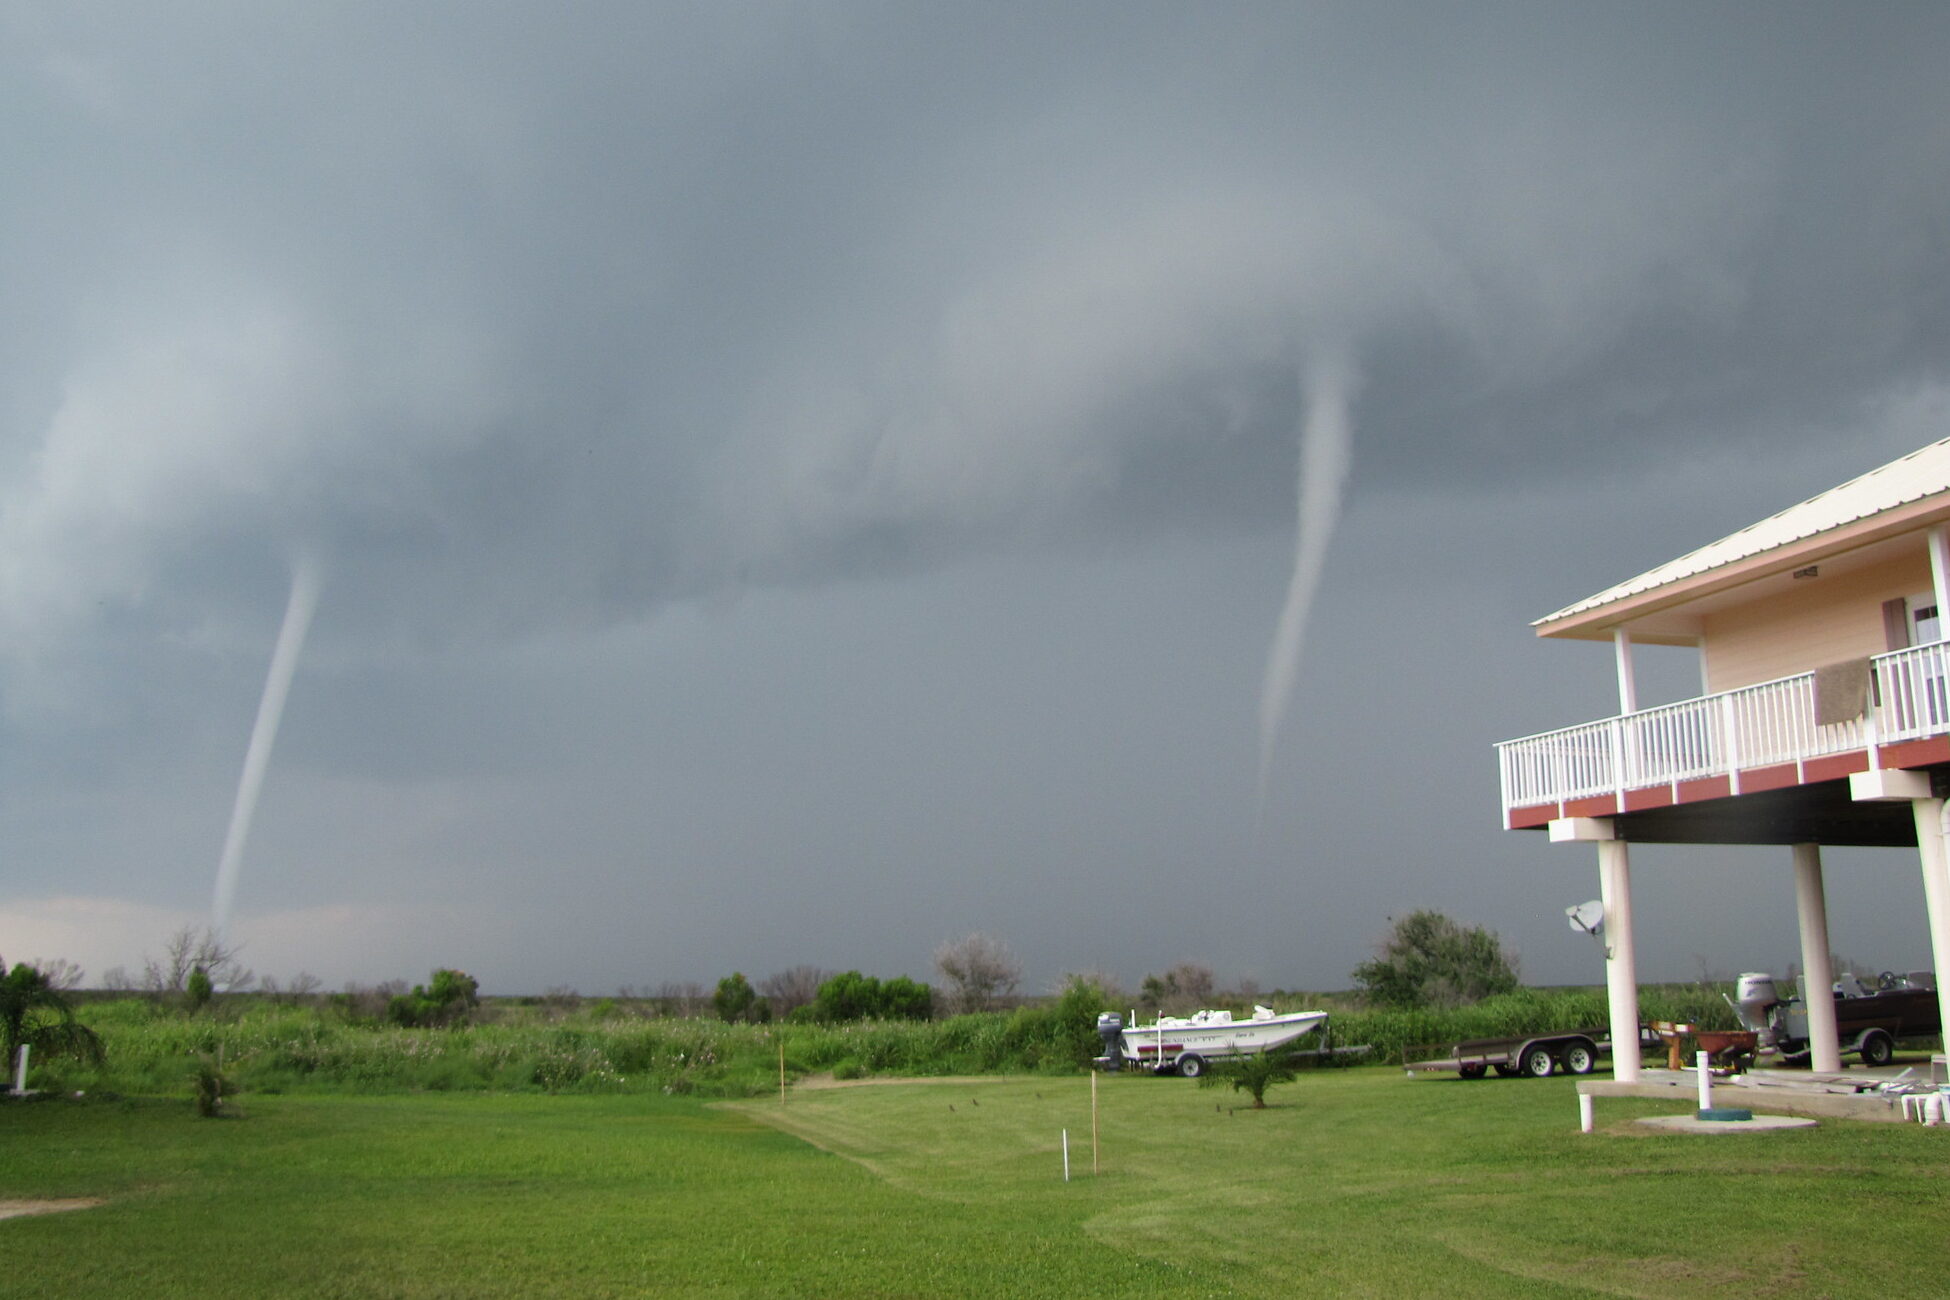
[49,982,1746,1100]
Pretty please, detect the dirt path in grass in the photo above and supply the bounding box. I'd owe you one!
[788,1073,1017,1091]
[0,1199,103,1221]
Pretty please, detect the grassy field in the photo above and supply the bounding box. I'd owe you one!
[6,1069,1948,1297]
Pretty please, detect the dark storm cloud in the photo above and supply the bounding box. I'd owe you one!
[5,3,1950,988]
[6,3,1945,660]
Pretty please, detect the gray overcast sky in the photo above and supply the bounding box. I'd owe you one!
[5,3,1950,995]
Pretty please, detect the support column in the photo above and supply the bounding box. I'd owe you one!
[1911,798,1950,1041]
[1929,526,1950,634]
[1612,628,1639,715]
[1597,839,1641,1082]
[1791,843,1842,1073]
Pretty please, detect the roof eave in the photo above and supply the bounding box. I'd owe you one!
[1534,495,1950,642]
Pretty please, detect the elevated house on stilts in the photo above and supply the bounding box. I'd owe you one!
[1498,438,1950,1079]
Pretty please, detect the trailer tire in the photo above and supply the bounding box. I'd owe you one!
[1519,1044,1556,1078]
[1177,1054,1206,1079]
[1858,1029,1895,1068]
[1458,1063,1487,1079]
[1562,1040,1597,1076]
[1492,1063,1520,1078]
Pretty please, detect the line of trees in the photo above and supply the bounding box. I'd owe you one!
[27,907,1530,1038]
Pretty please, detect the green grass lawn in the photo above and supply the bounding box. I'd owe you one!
[4,1070,1947,1297]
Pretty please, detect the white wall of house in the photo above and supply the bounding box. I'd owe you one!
[1700,550,1931,693]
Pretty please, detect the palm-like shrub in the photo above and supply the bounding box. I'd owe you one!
[1,957,106,1078]
[1199,1049,1302,1108]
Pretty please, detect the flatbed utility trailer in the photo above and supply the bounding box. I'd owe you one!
[1402,1027,1655,1079]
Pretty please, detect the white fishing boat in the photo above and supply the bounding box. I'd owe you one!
[1095,1006,1330,1077]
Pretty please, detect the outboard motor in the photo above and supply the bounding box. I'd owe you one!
[1733,973,1779,1030]
[1733,972,1787,1050]
[1095,1013,1125,1071]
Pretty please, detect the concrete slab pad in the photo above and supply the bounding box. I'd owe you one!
[1636,1113,1818,1134]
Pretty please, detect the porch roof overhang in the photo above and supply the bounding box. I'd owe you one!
[1534,439,1950,644]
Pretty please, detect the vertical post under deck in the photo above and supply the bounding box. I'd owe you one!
[1597,838,1641,1082]
[1909,798,1950,1043]
[1791,843,1842,1073]
[1612,628,1638,716]
[1929,527,1950,635]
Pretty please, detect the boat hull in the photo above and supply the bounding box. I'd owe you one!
[1118,1011,1328,1066]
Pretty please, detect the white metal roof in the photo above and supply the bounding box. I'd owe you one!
[1537,436,1950,627]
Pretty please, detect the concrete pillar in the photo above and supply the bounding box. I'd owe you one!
[1929,526,1950,637]
[1597,839,1641,1081]
[1613,628,1638,715]
[1911,799,1950,1040]
[1791,843,1842,1073]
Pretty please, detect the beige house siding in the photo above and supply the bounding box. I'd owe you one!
[1701,551,1933,693]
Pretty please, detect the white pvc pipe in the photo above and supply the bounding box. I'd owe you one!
[12,1044,27,1093]
[1578,1093,1594,1133]
[1696,1051,1713,1112]
[1061,1129,1070,1183]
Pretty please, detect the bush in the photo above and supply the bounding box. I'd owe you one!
[712,973,769,1023]
[191,1050,234,1117]
[1,956,106,1073]
[387,969,480,1028]
[186,966,214,1013]
[808,971,933,1023]
[1352,910,1520,1009]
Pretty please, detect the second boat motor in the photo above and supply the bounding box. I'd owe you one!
[1095,1013,1125,1071]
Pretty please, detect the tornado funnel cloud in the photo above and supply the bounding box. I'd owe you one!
[211,556,322,938]
[1256,353,1356,822]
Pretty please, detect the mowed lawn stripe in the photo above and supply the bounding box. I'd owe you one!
[734,1070,1950,1298]
[0,1092,1184,1298]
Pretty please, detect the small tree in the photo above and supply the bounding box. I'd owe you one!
[1351,910,1520,1009]
[654,981,707,1017]
[1138,961,1216,1014]
[387,969,480,1028]
[142,927,253,998]
[1,957,105,1076]
[713,972,768,1023]
[933,933,1022,1013]
[758,966,829,1019]
[28,957,84,991]
[807,971,933,1023]
[877,975,932,1021]
[185,965,214,1013]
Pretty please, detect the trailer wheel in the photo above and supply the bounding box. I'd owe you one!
[1492,1063,1520,1078]
[1858,1029,1895,1068]
[1519,1045,1556,1078]
[1177,1054,1207,1079]
[1562,1040,1597,1076]
[1458,1063,1487,1080]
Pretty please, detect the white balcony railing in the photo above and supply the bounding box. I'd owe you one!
[1498,641,1950,821]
